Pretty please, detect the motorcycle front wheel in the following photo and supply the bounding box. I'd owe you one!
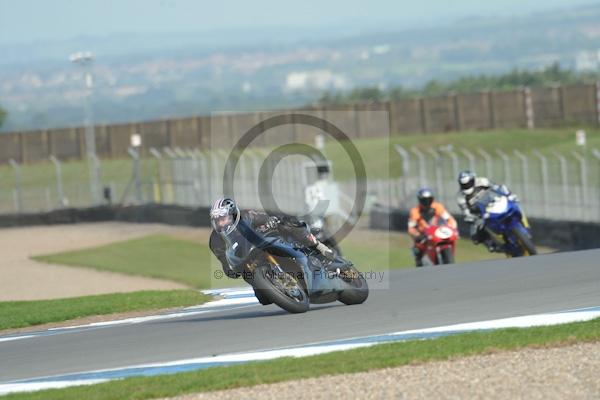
[252,265,310,313]
[338,266,369,305]
[512,226,537,256]
[439,247,455,264]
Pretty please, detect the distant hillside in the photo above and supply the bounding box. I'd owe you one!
[1,3,599,132]
[317,63,600,105]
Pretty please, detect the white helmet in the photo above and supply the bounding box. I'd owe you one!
[458,170,476,195]
[210,198,240,235]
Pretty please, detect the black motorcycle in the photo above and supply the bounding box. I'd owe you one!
[226,226,368,314]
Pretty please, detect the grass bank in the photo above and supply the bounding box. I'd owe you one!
[0,290,209,331]
[33,232,513,289]
[34,234,216,289]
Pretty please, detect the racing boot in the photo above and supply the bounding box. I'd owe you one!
[484,238,503,253]
[413,247,424,267]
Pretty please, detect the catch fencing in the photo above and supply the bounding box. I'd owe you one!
[0,147,323,217]
[371,145,600,222]
[1,144,598,223]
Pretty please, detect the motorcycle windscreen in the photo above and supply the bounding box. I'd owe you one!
[476,189,507,216]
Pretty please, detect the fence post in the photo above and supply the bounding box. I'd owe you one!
[532,150,550,218]
[513,150,529,204]
[195,149,210,206]
[174,148,190,205]
[90,153,102,205]
[128,147,143,204]
[149,148,163,204]
[9,159,22,213]
[249,150,264,208]
[410,146,427,188]
[439,146,459,205]
[446,149,459,176]
[495,149,512,188]
[476,148,493,178]
[571,150,588,220]
[427,148,444,201]
[449,148,461,205]
[163,147,177,204]
[394,145,410,176]
[459,148,476,173]
[187,149,202,205]
[552,152,569,219]
[393,145,411,208]
[49,155,66,207]
[210,149,224,200]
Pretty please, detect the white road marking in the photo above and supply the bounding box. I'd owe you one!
[0,335,35,344]
[1,304,598,396]
[0,379,107,395]
[0,288,256,342]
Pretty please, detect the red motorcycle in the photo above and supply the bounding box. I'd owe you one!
[416,221,459,266]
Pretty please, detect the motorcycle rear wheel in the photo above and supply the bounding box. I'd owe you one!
[253,265,309,313]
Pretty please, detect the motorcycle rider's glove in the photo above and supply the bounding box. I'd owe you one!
[464,214,476,223]
[266,216,280,229]
[259,216,280,232]
[416,233,427,244]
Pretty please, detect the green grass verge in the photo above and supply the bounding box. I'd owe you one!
[0,290,209,331]
[326,127,600,180]
[33,233,509,293]
[34,234,216,289]
[7,317,600,400]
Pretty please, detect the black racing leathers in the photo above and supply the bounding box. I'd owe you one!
[209,210,314,279]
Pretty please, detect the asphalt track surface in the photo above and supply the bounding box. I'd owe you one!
[1,249,599,382]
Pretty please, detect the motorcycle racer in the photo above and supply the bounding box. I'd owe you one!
[456,170,519,252]
[208,197,335,304]
[408,188,457,267]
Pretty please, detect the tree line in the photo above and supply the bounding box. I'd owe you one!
[317,63,600,106]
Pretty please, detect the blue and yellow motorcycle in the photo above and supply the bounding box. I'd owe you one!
[474,187,537,257]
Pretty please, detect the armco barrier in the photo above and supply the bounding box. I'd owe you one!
[0,204,211,229]
[369,206,600,251]
[1,204,599,252]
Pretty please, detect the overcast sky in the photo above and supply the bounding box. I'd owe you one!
[0,0,595,45]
